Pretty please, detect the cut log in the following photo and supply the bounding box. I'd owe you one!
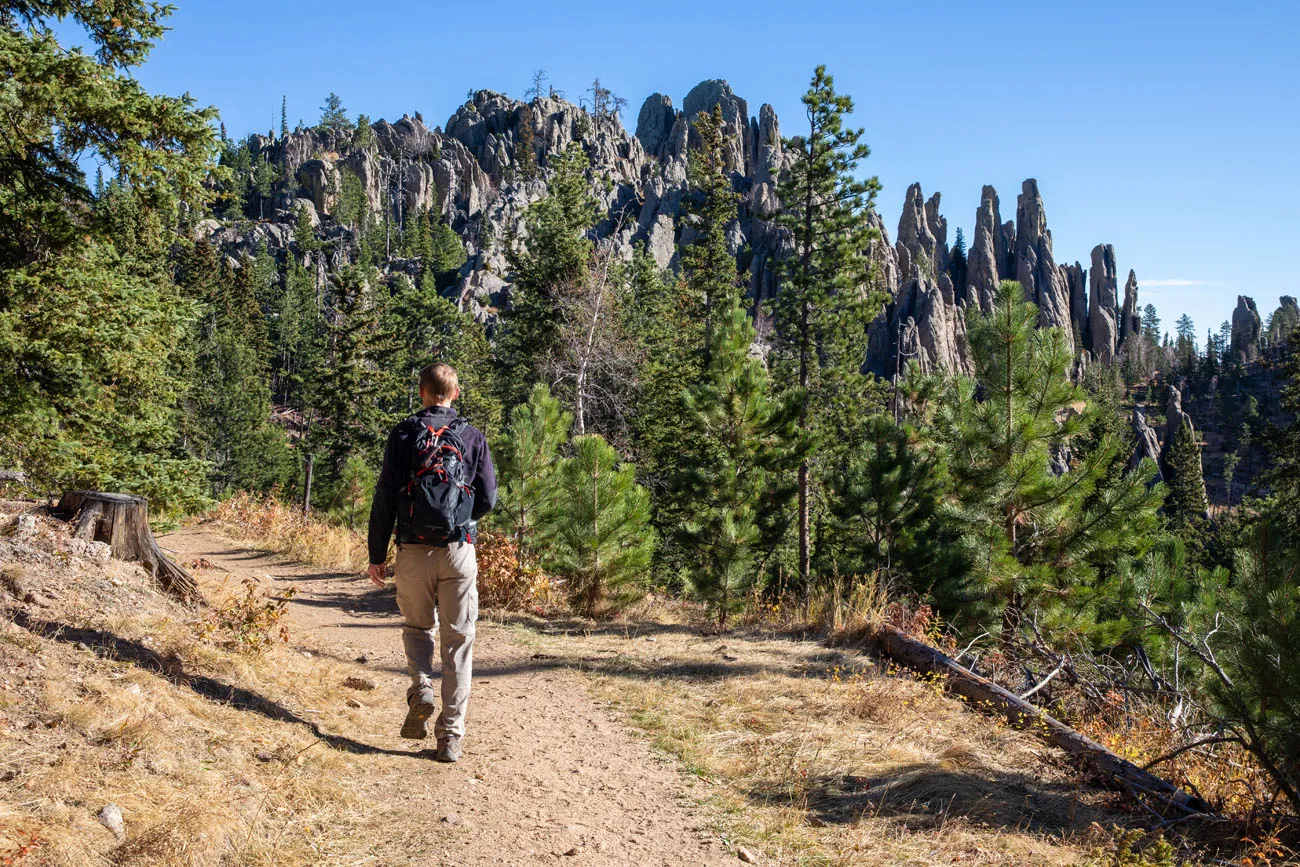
[866,623,1211,816]
[56,491,196,600]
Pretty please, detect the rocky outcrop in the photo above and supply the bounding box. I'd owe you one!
[212,79,1140,382]
[1266,295,1300,353]
[1161,385,1196,463]
[1014,179,1073,352]
[1129,407,1163,482]
[1119,270,1140,350]
[1230,295,1262,363]
[1088,245,1120,365]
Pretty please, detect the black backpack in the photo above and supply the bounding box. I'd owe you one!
[403,415,475,543]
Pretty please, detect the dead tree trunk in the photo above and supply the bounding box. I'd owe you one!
[866,623,1211,817]
[57,491,196,600]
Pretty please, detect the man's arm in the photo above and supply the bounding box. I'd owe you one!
[470,433,498,520]
[367,425,405,566]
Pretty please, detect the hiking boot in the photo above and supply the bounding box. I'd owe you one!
[400,686,437,740]
[434,735,463,763]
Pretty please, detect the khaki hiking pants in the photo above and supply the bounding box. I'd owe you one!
[394,542,478,739]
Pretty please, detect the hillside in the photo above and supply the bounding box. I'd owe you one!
[0,504,1178,866]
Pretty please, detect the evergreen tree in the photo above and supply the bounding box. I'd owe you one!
[428,219,467,287]
[495,383,572,563]
[1142,303,1161,342]
[354,113,374,149]
[827,414,948,587]
[499,143,598,405]
[681,104,739,336]
[1163,421,1209,529]
[771,65,884,590]
[315,267,398,483]
[679,296,800,624]
[930,280,1164,640]
[318,92,353,150]
[280,95,289,136]
[515,107,538,180]
[0,4,217,510]
[386,273,500,431]
[542,435,655,616]
[1263,329,1300,532]
[1208,517,1300,812]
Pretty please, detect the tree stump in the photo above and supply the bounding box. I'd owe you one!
[56,491,196,599]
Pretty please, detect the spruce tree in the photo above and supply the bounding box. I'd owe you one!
[679,296,800,624]
[495,383,573,563]
[542,435,655,616]
[930,280,1164,640]
[499,143,598,405]
[771,65,884,590]
[1164,420,1209,528]
[681,104,739,337]
[315,267,398,482]
[386,273,500,432]
[516,107,538,180]
[280,95,289,137]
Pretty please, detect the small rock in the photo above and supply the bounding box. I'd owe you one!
[254,750,275,762]
[300,651,313,658]
[345,698,363,709]
[342,676,376,691]
[354,654,368,664]
[98,803,126,840]
[75,642,89,652]
[736,845,758,863]
[563,847,579,856]
[440,813,462,826]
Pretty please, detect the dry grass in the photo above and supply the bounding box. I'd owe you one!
[503,604,1129,867]
[0,510,363,866]
[205,492,367,573]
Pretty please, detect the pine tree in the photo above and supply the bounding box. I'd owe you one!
[771,65,884,591]
[280,95,289,136]
[386,273,500,431]
[1263,329,1300,534]
[827,414,947,586]
[315,267,398,482]
[516,107,538,180]
[542,435,655,616]
[1163,421,1209,530]
[679,296,800,624]
[499,143,598,405]
[318,92,352,150]
[1209,517,1300,812]
[681,104,739,339]
[495,383,573,563]
[429,219,467,287]
[930,280,1164,640]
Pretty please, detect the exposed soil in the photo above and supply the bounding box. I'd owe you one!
[160,525,730,866]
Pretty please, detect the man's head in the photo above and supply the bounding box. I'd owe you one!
[418,363,459,408]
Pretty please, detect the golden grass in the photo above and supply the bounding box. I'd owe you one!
[205,492,367,573]
[0,517,367,866]
[505,609,1123,867]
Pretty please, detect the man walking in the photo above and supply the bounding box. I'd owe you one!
[368,362,497,762]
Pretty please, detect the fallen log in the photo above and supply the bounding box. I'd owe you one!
[866,623,1211,817]
[56,491,196,600]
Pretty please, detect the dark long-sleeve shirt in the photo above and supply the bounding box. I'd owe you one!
[367,406,497,565]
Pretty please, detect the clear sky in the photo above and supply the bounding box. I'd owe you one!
[120,0,1297,339]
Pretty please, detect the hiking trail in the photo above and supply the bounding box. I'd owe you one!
[161,525,729,866]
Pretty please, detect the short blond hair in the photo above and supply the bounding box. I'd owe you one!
[418,362,459,403]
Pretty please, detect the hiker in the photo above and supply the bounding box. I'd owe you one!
[367,362,497,762]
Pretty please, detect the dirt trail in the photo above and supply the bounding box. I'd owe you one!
[161,525,728,866]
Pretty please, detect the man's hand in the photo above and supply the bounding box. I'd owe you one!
[367,563,388,588]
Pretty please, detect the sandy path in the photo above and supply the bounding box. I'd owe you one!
[161,526,729,866]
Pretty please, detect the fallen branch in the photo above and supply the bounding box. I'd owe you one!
[865,623,1212,817]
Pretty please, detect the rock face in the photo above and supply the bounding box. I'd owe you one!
[211,81,1138,378]
[1129,407,1163,483]
[1088,245,1120,366]
[1230,295,1262,363]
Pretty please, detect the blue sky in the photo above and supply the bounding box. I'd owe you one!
[122,0,1297,337]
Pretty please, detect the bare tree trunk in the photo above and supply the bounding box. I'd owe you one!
[866,623,1211,816]
[57,492,196,599]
